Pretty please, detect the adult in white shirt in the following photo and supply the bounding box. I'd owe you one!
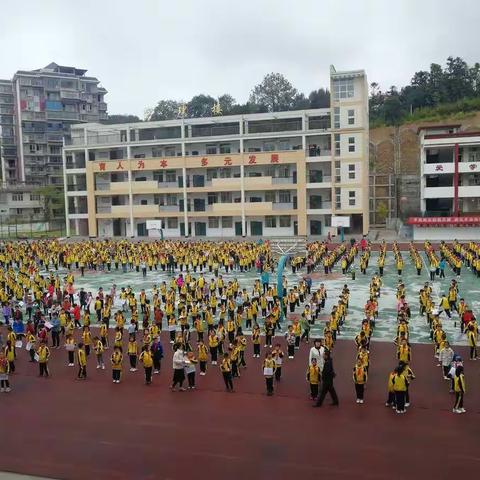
[171,345,186,391]
[309,339,325,371]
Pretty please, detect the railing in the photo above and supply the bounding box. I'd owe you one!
[22,111,46,121]
[272,176,295,184]
[158,181,178,188]
[67,184,87,192]
[308,175,332,183]
[0,137,16,145]
[247,120,302,134]
[308,119,330,130]
[272,202,294,210]
[308,201,332,209]
[191,125,240,138]
[306,148,332,157]
[86,133,122,145]
[46,111,80,121]
[65,160,86,169]
[61,90,80,99]
[68,207,88,214]
[47,133,63,142]
[96,206,112,213]
[161,205,180,212]
[95,182,111,191]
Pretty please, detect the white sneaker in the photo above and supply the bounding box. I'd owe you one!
[113,379,116,383]
[5,387,11,393]
[460,408,466,413]
[102,365,105,370]
[96,365,101,369]
[200,372,206,376]
[212,361,217,365]
[356,399,360,403]
[452,408,460,413]
[359,399,364,404]
[288,356,294,359]
[405,403,410,407]
[0,388,4,393]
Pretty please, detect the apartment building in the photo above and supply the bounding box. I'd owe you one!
[64,66,369,238]
[0,63,107,186]
[408,125,480,240]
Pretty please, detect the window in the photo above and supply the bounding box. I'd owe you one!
[165,170,176,183]
[208,217,219,228]
[348,137,356,153]
[12,193,23,201]
[30,194,40,201]
[333,79,354,100]
[206,169,218,181]
[335,161,341,183]
[265,191,276,203]
[263,143,275,152]
[166,194,177,206]
[348,109,355,125]
[152,148,162,158]
[348,164,356,180]
[17,208,23,214]
[220,192,232,203]
[219,144,231,154]
[335,187,341,209]
[222,217,233,228]
[279,215,291,227]
[206,145,217,155]
[265,216,276,228]
[167,218,178,229]
[279,191,291,203]
[207,193,217,205]
[334,134,340,156]
[349,191,356,206]
[333,107,340,129]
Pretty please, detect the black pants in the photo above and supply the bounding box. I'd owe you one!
[288,344,295,357]
[112,369,121,381]
[0,379,10,388]
[51,331,60,347]
[470,346,477,359]
[78,365,86,378]
[253,344,260,356]
[275,366,282,381]
[29,348,35,362]
[315,382,338,406]
[395,391,406,411]
[172,368,185,388]
[210,347,217,362]
[8,361,15,373]
[443,365,450,377]
[232,360,239,377]
[68,351,74,364]
[355,383,365,400]
[129,355,137,368]
[223,372,233,390]
[39,362,49,377]
[187,371,195,388]
[153,358,161,372]
[145,366,153,384]
[265,377,274,395]
[310,383,319,398]
[199,361,207,373]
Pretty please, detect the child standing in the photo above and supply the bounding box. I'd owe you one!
[353,358,368,404]
[139,346,153,385]
[111,346,123,384]
[94,336,105,369]
[306,357,320,399]
[220,352,234,392]
[0,351,11,392]
[252,324,261,358]
[185,351,198,389]
[65,334,75,366]
[262,351,276,396]
[273,344,284,381]
[128,335,138,372]
[37,342,50,377]
[285,326,295,359]
[77,342,87,380]
[197,340,208,376]
[453,365,466,414]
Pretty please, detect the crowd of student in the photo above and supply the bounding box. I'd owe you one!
[0,238,477,415]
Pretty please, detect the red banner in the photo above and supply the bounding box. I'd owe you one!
[407,217,480,226]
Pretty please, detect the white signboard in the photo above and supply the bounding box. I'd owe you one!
[146,220,163,230]
[331,216,350,228]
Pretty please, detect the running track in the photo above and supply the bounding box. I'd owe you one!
[0,331,478,480]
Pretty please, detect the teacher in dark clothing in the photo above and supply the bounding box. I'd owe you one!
[314,350,339,407]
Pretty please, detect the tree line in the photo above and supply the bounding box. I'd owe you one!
[103,56,480,127]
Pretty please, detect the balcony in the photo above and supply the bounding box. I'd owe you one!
[47,133,63,142]
[132,181,159,193]
[423,186,454,199]
[423,163,454,174]
[458,186,480,198]
[307,175,332,188]
[272,202,295,211]
[61,90,80,100]
[47,111,80,121]
[21,111,46,121]
[67,184,87,192]
[307,201,332,214]
[306,148,332,159]
[160,205,180,212]
[459,161,480,173]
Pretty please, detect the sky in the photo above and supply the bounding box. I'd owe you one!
[0,0,478,117]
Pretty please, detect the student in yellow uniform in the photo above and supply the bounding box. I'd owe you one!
[94,336,105,370]
[306,357,320,399]
[37,342,50,377]
[453,365,466,414]
[65,334,75,366]
[4,341,15,374]
[353,358,368,404]
[262,351,276,396]
[391,365,408,414]
[111,346,123,384]
[77,343,87,380]
[139,345,154,385]
[197,340,209,376]
[466,324,477,360]
[0,351,11,392]
[128,335,138,372]
[220,352,234,392]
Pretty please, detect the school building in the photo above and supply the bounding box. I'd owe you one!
[63,66,369,238]
[408,125,480,240]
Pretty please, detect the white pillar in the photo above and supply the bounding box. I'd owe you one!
[239,120,246,237]
[182,166,188,237]
[62,140,70,237]
[127,129,134,237]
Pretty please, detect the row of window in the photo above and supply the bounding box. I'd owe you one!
[161,216,292,230]
[334,188,356,208]
[333,108,355,128]
[334,134,356,156]
[11,193,40,201]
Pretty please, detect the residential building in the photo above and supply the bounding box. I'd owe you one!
[0,63,107,186]
[64,66,369,238]
[408,125,480,240]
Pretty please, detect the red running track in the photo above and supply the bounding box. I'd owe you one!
[0,330,478,480]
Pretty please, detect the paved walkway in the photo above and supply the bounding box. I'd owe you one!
[0,473,57,480]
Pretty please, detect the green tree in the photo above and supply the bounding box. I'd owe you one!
[147,100,181,121]
[249,73,299,111]
[35,185,65,229]
[308,88,330,108]
[187,94,216,117]
[217,94,236,115]
[376,201,389,223]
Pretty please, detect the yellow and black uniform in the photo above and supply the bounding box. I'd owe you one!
[37,345,50,377]
[353,364,368,402]
[128,340,138,370]
[467,328,477,360]
[220,356,233,391]
[77,347,87,379]
[391,371,408,413]
[197,343,209,374]
[453,371,466,412]
[306,364,320,399]
[263,357,276,396]
[111,350,123,383]
[139,349,154,384]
